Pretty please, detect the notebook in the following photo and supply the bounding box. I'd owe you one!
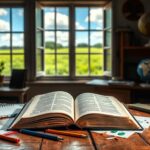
[0,103,24,130]
[0,103,24,119]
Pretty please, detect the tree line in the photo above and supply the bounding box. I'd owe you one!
[45,41,102,49]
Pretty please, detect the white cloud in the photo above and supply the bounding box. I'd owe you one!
[0,34,24,47]
[0,20,9,31]
[45,12,68,29]
[90,32,103,45]
[45,32,54,42]
[76,22,85,29]
[45,31,68,46]
[13,34,24,47]
[0,9,7,16]
[57,31,68,46]
[0,34,10,46]
[85,8,103,26]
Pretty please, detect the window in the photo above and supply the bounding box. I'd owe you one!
[0,8,24,76]
[75,7,103,76]
[36,3,112,79]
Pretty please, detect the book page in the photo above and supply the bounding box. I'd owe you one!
[22,91,74,119]
[75,93,129,121]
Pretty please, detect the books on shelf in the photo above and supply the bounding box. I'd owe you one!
[9,91,141,130]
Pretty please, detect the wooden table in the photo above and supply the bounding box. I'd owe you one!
[0,87,29,103]
[0,110,150,150]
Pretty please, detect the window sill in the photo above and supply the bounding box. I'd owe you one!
[28,80,89,85]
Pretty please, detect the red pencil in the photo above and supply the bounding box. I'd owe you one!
[0,134,20,143]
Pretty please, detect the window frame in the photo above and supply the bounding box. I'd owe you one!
[0,6,25,77]
[36,3,112,80]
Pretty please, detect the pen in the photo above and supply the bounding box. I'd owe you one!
[45,129,88,138]
[20,129,63,141]
[0,134,20,143]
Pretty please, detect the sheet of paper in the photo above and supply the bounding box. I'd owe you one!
[93,116,150,138]
[0,103,24,118]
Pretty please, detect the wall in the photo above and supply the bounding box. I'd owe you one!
[114,0,149,44]
[113,0,150,76]
[27,82,94,101]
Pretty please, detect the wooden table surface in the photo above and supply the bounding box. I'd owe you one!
[0,109,150,150]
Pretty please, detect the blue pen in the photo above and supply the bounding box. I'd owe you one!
[20,129,63,141]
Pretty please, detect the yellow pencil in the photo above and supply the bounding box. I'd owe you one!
[45,129,88,138]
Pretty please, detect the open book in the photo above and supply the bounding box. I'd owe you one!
[9,91,141,130]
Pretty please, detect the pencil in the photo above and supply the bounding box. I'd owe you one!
[0,134,20,143]
[20,129,63,141]
[45,129,88,138]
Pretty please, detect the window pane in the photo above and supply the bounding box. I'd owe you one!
[44,7,55,30]
[45,54,55,75]
[36,8,42,28]
[104,49,112,71]
[0,55,10,76]
[12,33,24,53]
[90,8,103,30]
[76,31,88,53]
[90,54,103,75]
[12,55,24,69]
[0,8,10,31]
[76,54,88,76]
[36,49,43,72]
[36,31,43,48]
[56,8,69,30]
[57,31,69,53]
[75,8,88,30]
[12,8,24,32]
[104,30,111,47]
[90,31,103,53]
[57,54,69,75]
[105,9,111,28]
[0,33,10,52]
[45,31,55,52]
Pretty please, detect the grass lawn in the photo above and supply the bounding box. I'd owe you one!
[0,47,105,76]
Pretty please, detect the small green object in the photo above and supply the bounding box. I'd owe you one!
[117,132,125,136]
[110,130,118,133]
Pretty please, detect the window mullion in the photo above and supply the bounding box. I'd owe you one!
[88,7,90,76]
[10,8,13,70]
[54,7,57,75]
[69,5,75,79]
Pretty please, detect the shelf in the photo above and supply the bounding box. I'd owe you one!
[124,46,150,50]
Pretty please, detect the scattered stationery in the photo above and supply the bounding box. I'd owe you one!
[9,91,141,130]
[0,134,20,143]
[20,129,63,141]
[45,129,88,138]
[0,103,24,119]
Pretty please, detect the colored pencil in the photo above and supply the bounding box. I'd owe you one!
[0,134,20,143]
[45,129,88,138]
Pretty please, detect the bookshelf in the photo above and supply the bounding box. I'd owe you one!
[118,29,150,81]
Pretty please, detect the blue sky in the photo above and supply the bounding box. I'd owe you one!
[0,7,103,47]
[44,7,103,46]
[0,8,24,47]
